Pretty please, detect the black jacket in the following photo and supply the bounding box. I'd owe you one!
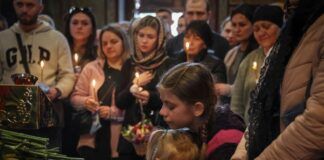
[175,49,227,83]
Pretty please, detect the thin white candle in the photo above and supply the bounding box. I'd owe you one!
[252,61,258,83]
[92,79,97,101]
[185,42,190,61]
[40,60,44,82]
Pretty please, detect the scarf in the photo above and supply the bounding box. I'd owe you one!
[247,0,324,159]
[132,17,168,73]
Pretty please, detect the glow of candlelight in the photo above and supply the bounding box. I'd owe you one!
[92,79,97,88]
[252,61,257,70]
[74,53,79,65]
[185,42,190,50]
[40,60,44,82]
[135,72,140,85]
[185,42,190,61]
[92,79,97,101]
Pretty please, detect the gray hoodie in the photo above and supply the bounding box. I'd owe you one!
[0,21,75,98]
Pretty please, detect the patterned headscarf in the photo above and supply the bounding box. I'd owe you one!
[132,16,168,72]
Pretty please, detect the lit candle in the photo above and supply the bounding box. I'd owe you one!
[40,60,44,82]
[185,42,190,61]
[252,61,257,70]
[92,79,97,101]
[252,61,258,83]
[74,53,79,65]
[135,72,140,85]
[73,53,81,73]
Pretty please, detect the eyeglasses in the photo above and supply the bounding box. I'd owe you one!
[68,6,92,15]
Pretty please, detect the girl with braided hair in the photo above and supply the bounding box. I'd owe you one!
[157,62,245,160]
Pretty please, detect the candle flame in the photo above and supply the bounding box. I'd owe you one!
[252,61,257,70]
[40,60,45,68]
[185,42,190,50]
[74,53,79,64]
[91,79,96,88]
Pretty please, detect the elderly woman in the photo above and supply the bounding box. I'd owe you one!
[230,5,283,123]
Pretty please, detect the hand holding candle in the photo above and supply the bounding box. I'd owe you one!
[130,72,143,93]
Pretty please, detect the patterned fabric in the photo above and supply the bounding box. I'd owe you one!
[247,1,324,158]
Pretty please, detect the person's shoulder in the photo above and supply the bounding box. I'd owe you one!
[83,59,101,71]
[211,30,228,43]
[213,104,245,130]
[244,47,262,60]
[168,32,184,42]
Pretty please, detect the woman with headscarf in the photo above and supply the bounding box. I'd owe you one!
[232,0,324,159]
[230,5,283,124]
[116,15,174,160]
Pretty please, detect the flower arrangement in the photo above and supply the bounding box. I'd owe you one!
[121,119,154,155]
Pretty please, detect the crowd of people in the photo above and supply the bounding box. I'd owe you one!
[1,0,324,159]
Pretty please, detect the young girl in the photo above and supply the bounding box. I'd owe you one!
[116,16,174,159]
[146,129,200,160]
[70,25,131,160]
[157,63,245,160]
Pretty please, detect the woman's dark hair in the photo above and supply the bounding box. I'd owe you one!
[230,3,258,56]
[157,62,217,120]
[64,7,97,61]
[185,20,212,48]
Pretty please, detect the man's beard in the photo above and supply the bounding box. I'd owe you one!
[18,14,38,25]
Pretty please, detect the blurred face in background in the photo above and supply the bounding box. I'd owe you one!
[221,21,238,47]
[253,20,280,52]
[184,30,206,59]
[231,13,253,43]
[136,26,158,55]
[177,16,186,34]
[14,0,43,25]
[156,11,173,26]
[101,31,123,61]
[185,0,209,25]
[70,12,93,43]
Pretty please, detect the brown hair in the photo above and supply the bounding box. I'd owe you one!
[157,62,216,120]
[99,25,131,63]
[146,129,200,160]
